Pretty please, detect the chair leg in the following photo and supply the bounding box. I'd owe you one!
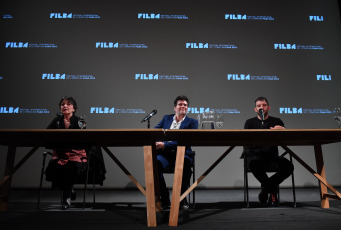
[93,183,96,205]
[244,158,250,208]
[244,174,246,203]
[290,155,297,208]
[93,160,96,205]
[192,162,195,208]
[246,178,249,208]
[277,185,281,206]
[37,152,49,209]
[281,151,296,207]
[83,153,91,209]
[244,170,246,203]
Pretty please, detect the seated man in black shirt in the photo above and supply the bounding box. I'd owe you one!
[243,97,294,206]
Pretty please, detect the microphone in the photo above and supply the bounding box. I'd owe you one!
[259,109,265,121]
[259,108,265,126]
[56,112,63,128]
[141,110,157,123]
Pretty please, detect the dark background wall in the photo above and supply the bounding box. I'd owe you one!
[1,0,341,188]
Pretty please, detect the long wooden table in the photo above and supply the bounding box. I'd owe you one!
[164,129,341,226]
[1,129,341,227]
[0,129,165,227]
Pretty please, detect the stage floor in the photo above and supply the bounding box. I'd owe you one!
[2,188,341,229]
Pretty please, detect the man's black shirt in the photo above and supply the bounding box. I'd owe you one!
[243,116,284,158]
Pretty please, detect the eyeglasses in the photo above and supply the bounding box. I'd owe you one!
[177,103,188,107]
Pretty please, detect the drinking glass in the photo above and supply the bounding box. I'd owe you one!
[198,111,215,129]
[333,108,341,128]
[78,115,87,129]
[215,114,224,129]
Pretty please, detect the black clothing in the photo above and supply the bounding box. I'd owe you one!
[243,116,294,192]
[154,114,198,207]
[45,160,85,198]
[47,114,81,129]
[157,151,193,206]
[45,114,86,193]
[243,116,284,158]
[45,114,106,199]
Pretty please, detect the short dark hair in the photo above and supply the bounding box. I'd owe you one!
[255,96,269,106]
[174,95,190,107]
[59,96,78,112]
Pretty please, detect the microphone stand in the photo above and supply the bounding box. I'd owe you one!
[259,110,265,128]
[147,118,150,129]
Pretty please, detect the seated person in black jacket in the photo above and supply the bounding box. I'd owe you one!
[243,97,294,206]
[154,95,198,210]
[45,96,106,209]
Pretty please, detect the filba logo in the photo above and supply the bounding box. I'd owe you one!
[135,74,188,80]
[274,44,296,49]
[42,73,66,79]
[42,73,95,80]
[138,13,160,19]
[0,107,19,113]
[279,107,303,114]
[0,107,50,114]
[225,14,247,20]
[188,107,240,114]
[188,107,211,114]
[317,75,331,81]
[96,42,148,48]
[138,13,188,20]
[309,16,323,21]
[50,13,100,19]
[225,14,274,21]
[5,42,28,48]
[274,43,324,50]
[186,43,208,49]
[227,74,250,80]
[135,74,159,80]
[96,42,119,48]
[5,42,57,48]
[186,43,237,49]
[50,13,72,18]
[90,107,145,114]
[227,74,279,81]
[280,107,332,114]
[90,107,115,114]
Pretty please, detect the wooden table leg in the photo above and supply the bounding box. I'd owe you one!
[169,146,185,227]
[314,144,330,208]
[0,146,16,211]
[103,147,146,196]
[143,146,157,227]
[282,145,341,206]
[151,145,162,212]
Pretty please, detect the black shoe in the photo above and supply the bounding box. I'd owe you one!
[62,198,70,210]
[71,190,76,201]
[268,192,279,207]
[258,189,269,203]
[181,198,190,222]
[180,198,189,211]
[161,196,171,210]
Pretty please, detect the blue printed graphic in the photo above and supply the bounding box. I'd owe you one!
[225,14,274,21]
[50,13,100,19]
[96,42,148,48]
[138,13,188,20]
[135,74,188,80]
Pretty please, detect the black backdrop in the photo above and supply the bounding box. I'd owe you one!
[1,0,341,188]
